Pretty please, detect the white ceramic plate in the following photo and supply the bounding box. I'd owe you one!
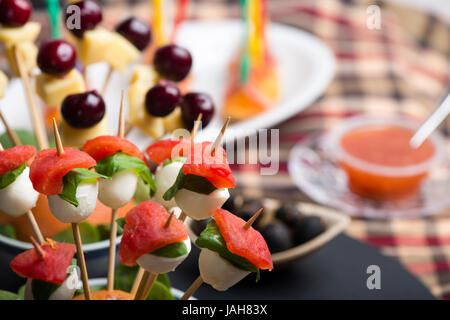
[0,20,335,148]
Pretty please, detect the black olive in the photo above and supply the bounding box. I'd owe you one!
[260,221,293,253]
[274,203,301,224]
[292,216,325,245]
[236,199,264,226]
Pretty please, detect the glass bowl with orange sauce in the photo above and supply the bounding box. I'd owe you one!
[328,116,445,200]
[288,115,449,218]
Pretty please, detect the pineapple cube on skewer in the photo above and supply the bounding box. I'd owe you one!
[0,22,41,45]
[35,69,86,107]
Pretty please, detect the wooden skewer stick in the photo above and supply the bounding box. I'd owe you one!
[0,125,44,244]
[30,236,46,260]
[164,210,175,228]
[210,117,230,156]
[244,208,264,230]
[0,110,21,146]
[101,66,113,96]
[181,275,203,300]
[130,267,145,298]
[52,118,91,300]
[106,91,126,292]
[134,271,158,300]
[190,113,203,143]
[14,46,49,150]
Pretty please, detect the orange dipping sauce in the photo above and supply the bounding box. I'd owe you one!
[336,121,439,200]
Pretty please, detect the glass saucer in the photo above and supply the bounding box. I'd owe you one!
[288,134,450,219]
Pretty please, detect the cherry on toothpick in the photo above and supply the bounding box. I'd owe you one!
[153,44,192,82]
[0,0,32,27]
[145,82,181,117]
[37,40,77,77]
[64,0,102,38]
[116,17,151,51]
[181,92,215,130]
[61,91,105,129]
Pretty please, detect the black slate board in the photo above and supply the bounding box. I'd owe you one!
[170,234,435,300]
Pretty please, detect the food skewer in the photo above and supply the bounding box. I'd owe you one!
[106,90,125,291]
[134,207,177,300]
[52,119,91,299]
[0,112,44,243]
[181,207,272,300]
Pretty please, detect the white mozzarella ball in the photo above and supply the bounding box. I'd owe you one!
[48,181,98,223]
[25,267,79,300]
[175,188,229,220]
[199,248,250,291]
[0,167,39,217]
[137,238,191,274]
[153,161,184,209]
[98,170,138,209]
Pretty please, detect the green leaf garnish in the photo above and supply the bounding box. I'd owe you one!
[0,290,20,300]
[0,224,16,239]
[146,280,175,300]
[95,152,156,195]
[31,279,60,300]
[196,220,259,274]
[0,162,26,190]
[54,222,101,244]
[151,241,188,258]
[58,168,109,207]
[0,130,38,149]
[163,169,217,201]
[116,217,126,233]
[133,176,152,204]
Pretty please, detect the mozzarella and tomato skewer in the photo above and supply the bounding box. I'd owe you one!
[82,92,154,291]
[181,208,273,300]
[118,200,191,300]
[29,119,99,299]
[160,119,234,221]
[0,140,43,243]
[10,237,78,300]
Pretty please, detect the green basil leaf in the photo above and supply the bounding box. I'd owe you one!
[17,285,25,300]
[182,174,217,195]
[0,130,38,149]
[0,290,20,300]
[0,224,16,239]
[116,217,126,233]
[58,168,109,207]
[95,152,156,195]
[162,169,185,201]
[114,264,140,292]
[114,264,172,294]
[0,162,26,190]
[133,176,152,204]
[98,222,123,241]
[195,220,258,273]
[146,281,175,300]
[54,222,101,244]
[31,279,60,300]
[151,241,188,258]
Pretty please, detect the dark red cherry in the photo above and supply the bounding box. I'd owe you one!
[64,0,102,38]
[0,0,32,27]
[153,44,192,82]
[181,92,215,130]
[116,17,151,51]
[61,91,105,129]
[37,40,77,77]
[145,82,181,117]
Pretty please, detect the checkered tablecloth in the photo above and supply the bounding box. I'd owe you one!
[3,0,450,299]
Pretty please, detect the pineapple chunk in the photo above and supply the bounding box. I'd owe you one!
[61,115,109,148]
[35,69,85,107]
[130,64,157,87]
[0,71,8,99]
[5,41,38,77]
[0,22,41,45]
[128,82,164,139]
[75,28,139,72]
[162,107,184,134]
